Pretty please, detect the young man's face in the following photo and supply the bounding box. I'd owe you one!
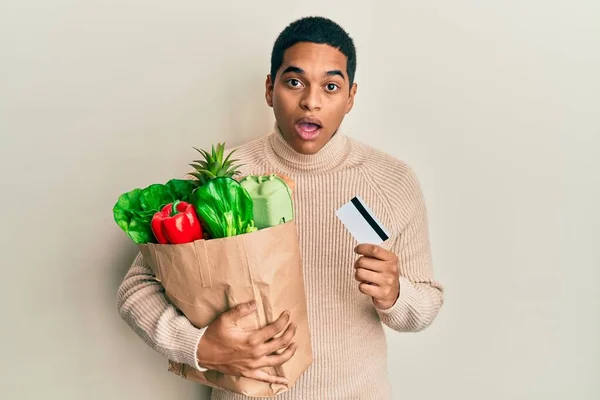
[265,42,358,155]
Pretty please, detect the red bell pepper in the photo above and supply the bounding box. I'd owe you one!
[151,200,203,244]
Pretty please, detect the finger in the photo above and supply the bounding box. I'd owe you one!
[223,300,257,323]
[354,244,395,261]
[263,342,298,368]
[354,255,386,273]
[262,322,297,355]
[354,267,385,286]
[358,282,383,299]
[252,311,290,344]
[245,369,289,386]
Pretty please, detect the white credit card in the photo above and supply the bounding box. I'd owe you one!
[335,196,390,245]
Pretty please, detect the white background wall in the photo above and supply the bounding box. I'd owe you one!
[1,1,598,399]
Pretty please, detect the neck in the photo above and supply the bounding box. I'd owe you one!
[265,122,351,174]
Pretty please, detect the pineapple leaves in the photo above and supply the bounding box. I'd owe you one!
[187,172,206,182]
[191,168,217,179]
[222,149,236,167]
[191,160,209,169]
[214,143,224,166]
[189,142,244,187]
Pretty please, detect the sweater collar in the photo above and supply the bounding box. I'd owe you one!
[265,122,351,174]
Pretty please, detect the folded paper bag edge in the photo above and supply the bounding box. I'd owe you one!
[192,239,212,288]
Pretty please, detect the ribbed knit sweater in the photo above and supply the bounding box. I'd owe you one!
[117,124,444,400]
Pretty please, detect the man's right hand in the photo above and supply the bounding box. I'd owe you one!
[196,300,298,385]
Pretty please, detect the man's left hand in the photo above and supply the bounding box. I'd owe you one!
[353,244,400,310]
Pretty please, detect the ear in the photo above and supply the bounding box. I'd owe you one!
[345,82,358,114]
[265,74,274,107]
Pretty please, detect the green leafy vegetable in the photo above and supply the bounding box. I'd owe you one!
[139,184,177,211]
[165,179,197,201]
[113,179,197,244]
[189,177,257,239]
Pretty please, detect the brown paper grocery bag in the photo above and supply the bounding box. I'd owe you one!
[138,220,313,397]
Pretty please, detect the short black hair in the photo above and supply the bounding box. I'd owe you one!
[270,16,357,86]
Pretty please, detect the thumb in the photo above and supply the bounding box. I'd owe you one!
[224,300,257,322]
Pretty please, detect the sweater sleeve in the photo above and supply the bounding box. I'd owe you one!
[116,252,208,371]
[375,165,444,332]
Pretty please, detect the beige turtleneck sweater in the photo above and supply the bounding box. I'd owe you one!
[117,124,444,399]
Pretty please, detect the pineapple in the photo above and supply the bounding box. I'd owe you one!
[188,142,243,187]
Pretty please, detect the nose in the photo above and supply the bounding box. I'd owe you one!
[299,86,321,111]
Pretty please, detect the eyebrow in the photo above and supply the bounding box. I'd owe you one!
[281,65,346,80]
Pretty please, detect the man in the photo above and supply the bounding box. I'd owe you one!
[117,16,444,400]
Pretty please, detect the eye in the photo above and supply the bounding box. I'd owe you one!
[286,78,304,88]
[325,83,340,92]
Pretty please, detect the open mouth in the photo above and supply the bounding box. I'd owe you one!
[295,118,322,141]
